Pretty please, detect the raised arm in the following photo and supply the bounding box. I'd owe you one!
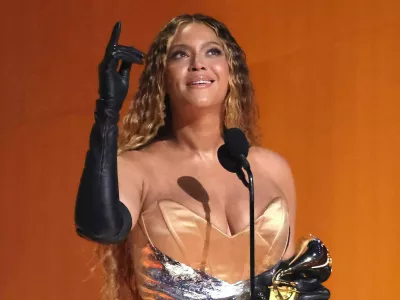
[74,22,144,244]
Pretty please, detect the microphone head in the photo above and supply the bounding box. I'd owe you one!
[224,128,250,158]
[217,144,241,173]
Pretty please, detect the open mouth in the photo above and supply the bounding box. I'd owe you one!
[187,80,215,86]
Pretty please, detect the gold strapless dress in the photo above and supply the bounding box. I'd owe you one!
[130,197,290,300]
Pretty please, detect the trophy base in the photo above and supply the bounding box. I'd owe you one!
[269,287,298,300]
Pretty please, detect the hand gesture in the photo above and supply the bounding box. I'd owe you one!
[98,21,144,111]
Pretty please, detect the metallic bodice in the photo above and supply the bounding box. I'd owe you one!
[130,197,290,300]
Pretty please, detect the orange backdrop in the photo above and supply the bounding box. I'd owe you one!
[1,0,399,299]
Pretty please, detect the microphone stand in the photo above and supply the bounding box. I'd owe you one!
[238,157,255,299]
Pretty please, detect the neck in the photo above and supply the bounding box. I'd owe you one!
[171,106,224,157]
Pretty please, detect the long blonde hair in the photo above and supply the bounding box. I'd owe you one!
[96,13,260,299]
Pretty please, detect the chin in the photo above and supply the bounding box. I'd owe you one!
[184,91,225,107]
[187,97,223,108]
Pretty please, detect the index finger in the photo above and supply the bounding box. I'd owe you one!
[106,21,121,53]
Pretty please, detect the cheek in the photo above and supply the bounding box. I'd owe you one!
[215,62,230,88]
[166,65,186,89]
[164,68,178,94]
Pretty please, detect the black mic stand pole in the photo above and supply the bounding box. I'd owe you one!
[238,157,255,299]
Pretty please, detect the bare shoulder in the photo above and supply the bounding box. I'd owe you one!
[118,148,146,166]
[118,141,161,166]
[117,140,169,176]
[249,146,296,201]
[117,149,148,186]
[116,148,157,226]
[249,146,293,181]
[250,147,297,258]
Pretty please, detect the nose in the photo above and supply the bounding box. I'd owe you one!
[189,54,206,71]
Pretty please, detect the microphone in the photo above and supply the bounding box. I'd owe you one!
[217,127,256,299]
[217,144,249,188]
[223,127,250,170]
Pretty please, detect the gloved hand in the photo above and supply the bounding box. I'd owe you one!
[277,259,331,300]
[74,22,144,244]
[294,278,330,299]
[97,21,144,120]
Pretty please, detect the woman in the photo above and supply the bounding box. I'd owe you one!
[75,14,330,300]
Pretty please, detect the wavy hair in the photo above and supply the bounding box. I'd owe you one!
[96,13,260,300]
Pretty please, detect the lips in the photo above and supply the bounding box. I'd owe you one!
[186,74,215,86]
[188,80,214,86]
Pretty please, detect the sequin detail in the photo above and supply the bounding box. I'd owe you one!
[135,244,279,300]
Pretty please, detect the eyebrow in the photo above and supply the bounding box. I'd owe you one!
[168,41,223,51]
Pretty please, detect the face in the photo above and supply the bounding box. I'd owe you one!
[164,22,230,110]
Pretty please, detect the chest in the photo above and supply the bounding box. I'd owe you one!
[142,161,283,236]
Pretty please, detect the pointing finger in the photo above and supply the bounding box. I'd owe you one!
[106,21,122,54]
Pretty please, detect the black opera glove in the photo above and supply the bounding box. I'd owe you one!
[74,22,144,244]
[270,236,332,300]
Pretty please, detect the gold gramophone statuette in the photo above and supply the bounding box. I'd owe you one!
[269,235,332,300]
[269,286,298,300]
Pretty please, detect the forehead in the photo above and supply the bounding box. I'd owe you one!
[169,22,220,47]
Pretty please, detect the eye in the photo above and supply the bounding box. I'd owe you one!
[169,50,188,59]
[207,47,223,56]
